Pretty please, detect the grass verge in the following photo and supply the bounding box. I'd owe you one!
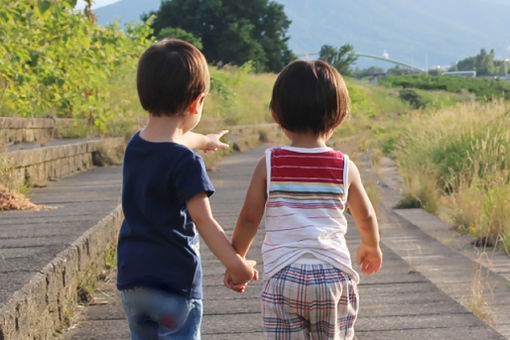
[392,101,510,253]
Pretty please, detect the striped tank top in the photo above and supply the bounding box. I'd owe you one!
[262,146,359,282]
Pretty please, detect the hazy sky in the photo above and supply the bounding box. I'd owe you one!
[75,0,121,10]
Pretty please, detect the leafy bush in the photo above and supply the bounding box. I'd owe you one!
[399,89,425,109]
[0,0,153,133]
[157,27,203,49]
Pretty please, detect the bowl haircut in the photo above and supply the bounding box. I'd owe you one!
[137,38,210,116]
[270,60,350,135]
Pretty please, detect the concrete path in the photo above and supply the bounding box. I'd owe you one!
[0,166,122,306]
[58,145,506,339]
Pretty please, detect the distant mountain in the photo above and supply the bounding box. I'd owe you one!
[95,0,510,69]
[95,0,160,25]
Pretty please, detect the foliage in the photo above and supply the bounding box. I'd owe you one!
[413,89,468,112]
[145,0,295,73]
[157,27,203,50]
[0,0,153,133]
[332,79,411,144]
[393,101,510,252]
[318,44,357,76]
[450,48,507,77]
[399,89,425,109]
[382,74,510,101]
[204,63,275,126]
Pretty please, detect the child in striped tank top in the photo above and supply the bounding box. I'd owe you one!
[225,60,383,339]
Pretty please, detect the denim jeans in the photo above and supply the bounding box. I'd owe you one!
[120,287,202,340]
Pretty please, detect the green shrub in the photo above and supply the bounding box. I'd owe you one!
[0,0,153,133]
[399,89,425,109]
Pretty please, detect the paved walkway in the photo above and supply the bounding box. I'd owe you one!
[0,166,121,306]
[58,145,506,339]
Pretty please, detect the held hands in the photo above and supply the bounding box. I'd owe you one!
[224,259,259,293]
[202,130,229,152]
[357,243,383,274]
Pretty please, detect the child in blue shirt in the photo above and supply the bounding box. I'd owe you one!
[117,38,258,340]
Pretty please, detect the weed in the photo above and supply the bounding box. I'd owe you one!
[258,130,268,143]
[104,243,117,271]
[462,259,495,327]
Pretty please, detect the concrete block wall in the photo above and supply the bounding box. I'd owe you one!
[0,206,124,340]
[6,138,124,188]
[0,118,80,145]
[0,118,55,145]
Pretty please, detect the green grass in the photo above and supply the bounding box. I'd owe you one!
[390,101,510,253]
[203,65,275,127]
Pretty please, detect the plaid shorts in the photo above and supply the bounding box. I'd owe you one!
[261,264,359,340]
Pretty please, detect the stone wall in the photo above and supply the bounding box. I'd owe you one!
[0,118,80,145]
[6,138,124,188]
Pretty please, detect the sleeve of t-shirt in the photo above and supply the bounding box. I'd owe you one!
[173,150,215,204]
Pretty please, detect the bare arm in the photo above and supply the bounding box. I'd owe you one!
[347,160,382,274]
[180,130,229,151]
[186,192,256,284]
[224,157,267,291]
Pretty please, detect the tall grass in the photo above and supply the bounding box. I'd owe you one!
[203,64,275,127]
[394,101,510,253]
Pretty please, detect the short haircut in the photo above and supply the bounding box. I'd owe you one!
[270,60,350,135]
[137,39,210,116]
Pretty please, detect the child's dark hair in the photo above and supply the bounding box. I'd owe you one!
[137,38,210,116]
[270,60,350,135]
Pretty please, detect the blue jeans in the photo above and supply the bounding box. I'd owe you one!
[120,287,202,340]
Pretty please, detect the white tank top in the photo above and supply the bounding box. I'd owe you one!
[262,146,359,282]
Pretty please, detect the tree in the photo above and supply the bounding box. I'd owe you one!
[450,48,500,76]
[144,0,295,72]
[157,27,203,50]
[319,44,357,76]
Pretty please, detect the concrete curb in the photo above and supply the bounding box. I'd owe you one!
[374,156,510,337]
[0,205,123,340]
[377,157,509,282]
[6,137,125,187]
[393,208,510,282]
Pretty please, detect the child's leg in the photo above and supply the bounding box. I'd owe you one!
[307,266,358,340]
[261,266,311,340]
[120,287,202,340]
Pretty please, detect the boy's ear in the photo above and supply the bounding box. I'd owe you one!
[188,93,206,114]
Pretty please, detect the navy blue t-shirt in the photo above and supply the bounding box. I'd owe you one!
[117,131,214,299]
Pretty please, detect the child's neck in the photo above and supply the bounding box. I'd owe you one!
[140,114,187,143]
[286,130,328,148]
